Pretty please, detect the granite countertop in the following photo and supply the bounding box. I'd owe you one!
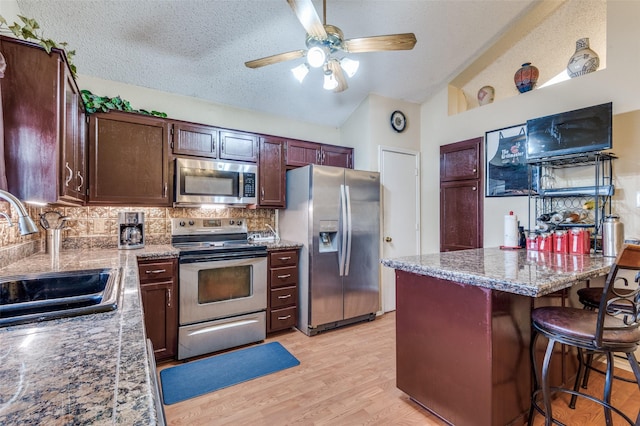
[261,239,303,251]
[381,247,615,297]
[0,245,178,425]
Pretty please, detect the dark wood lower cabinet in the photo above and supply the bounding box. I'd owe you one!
[267,248,299,333]
[138,258,178,362]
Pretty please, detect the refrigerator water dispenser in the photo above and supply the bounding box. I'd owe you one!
[319,231,338,253]
[318,220,338,253]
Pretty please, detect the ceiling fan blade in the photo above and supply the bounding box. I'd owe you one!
[327,59,348,93]
[287,0,327,39]
[245,50,306,69]
[344,33,417,53]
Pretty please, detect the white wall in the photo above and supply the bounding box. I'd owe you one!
[342,93,420,171]
[419,1,640,254]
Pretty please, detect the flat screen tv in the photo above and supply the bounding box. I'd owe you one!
[526,102,612,161]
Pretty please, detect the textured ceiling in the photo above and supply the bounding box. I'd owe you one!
[14,0,537,127]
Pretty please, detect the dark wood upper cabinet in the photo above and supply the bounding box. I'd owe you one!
[172,122,218,158]
[321,145,353,168]
[440,137,481,182]
[88,111,171,206]
[258,136,286,208]
[220,130,259,162]
[286,139,354,169]
[0,35,86,205]
[286,140,321,167]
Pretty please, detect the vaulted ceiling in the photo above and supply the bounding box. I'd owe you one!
[14,0,538,127]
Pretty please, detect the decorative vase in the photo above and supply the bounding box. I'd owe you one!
[514,62,539,93]
[566,37,599,78]
[477,86,495,106]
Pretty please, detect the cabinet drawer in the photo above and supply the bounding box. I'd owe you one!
[138,261,175,282]
[270,306,297,330]
[270,286,297,309]
[269,250,298,267]
[270,266,297,287]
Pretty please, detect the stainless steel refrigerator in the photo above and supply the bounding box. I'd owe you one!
[279,165,380,336]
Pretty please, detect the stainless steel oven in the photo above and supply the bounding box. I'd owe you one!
[172,218,267,360]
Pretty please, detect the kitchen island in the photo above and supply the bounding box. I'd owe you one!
[381,248,614,426]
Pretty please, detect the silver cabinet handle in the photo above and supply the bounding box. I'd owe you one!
[65,162,73,186]
[167,288,172,308]
[472,168,477,173]
[277,274,291,279]
[385,237,392,242]
[277,294,292,299]
[278,256,292,261]
[472,186,477,191]
[76,171,84,191]
[146,269,167,274]
[278,315,291,321]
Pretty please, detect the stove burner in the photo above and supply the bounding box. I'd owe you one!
[171,217,267,257]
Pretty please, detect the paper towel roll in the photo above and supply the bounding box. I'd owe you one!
[504,212,519,247]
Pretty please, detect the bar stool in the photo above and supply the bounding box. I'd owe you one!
[571,278,639,407]
[528,244,640,426]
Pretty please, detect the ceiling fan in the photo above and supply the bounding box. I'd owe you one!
[245,0,417,92]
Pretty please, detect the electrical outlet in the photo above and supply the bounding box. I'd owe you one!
[94,218,107,234]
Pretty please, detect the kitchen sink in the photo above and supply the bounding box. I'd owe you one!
[0,268,121,327]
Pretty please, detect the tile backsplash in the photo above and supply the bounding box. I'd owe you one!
[0,203,276,267]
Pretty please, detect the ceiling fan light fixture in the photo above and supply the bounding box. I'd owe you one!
[307,46,326,68]
[323,70,338,91]
[340,57,359,78]
[291,63,309,83]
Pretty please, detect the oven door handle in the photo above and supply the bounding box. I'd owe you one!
[179,251,267,263]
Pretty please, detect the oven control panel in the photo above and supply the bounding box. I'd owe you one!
[171,217,247,235]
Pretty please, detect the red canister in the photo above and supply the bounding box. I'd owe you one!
[526,232,539,251]
[537,233,552,252]
[569,228,590,254]
[553,230,569,254]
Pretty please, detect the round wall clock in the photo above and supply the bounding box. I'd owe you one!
[390,110,407,133]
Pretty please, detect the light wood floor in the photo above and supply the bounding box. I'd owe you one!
[159,312,639,425]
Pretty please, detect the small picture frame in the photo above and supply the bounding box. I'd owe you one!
[485,123,531,197]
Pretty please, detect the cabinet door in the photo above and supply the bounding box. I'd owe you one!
[258,136,286,208]
[88,112,171,206]
[219,130,258,162]
[0,36,83,204]
[440,137,481,182]
[321,145,353,168]
[172,122,218,158]
[60,64,87,203]
[140,280,177,361]
[286,140,321,167]
[440,180,483,252]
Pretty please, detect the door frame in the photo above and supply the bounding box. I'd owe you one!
[379,145,421,313]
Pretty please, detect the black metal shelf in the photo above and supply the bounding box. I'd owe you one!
[528,151,616,252]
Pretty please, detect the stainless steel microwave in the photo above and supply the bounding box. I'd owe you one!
[174,158,257,206]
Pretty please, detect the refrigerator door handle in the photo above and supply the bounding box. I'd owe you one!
[344,185,352,276]
[338,184,348,276]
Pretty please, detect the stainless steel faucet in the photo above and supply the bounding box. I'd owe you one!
[0,189,39,235]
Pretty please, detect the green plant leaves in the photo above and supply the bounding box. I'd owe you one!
[0,14,76,76]
[80,90,167,117]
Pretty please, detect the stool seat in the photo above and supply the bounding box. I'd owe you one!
[577,286,635,311]
[532,307,640,348]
